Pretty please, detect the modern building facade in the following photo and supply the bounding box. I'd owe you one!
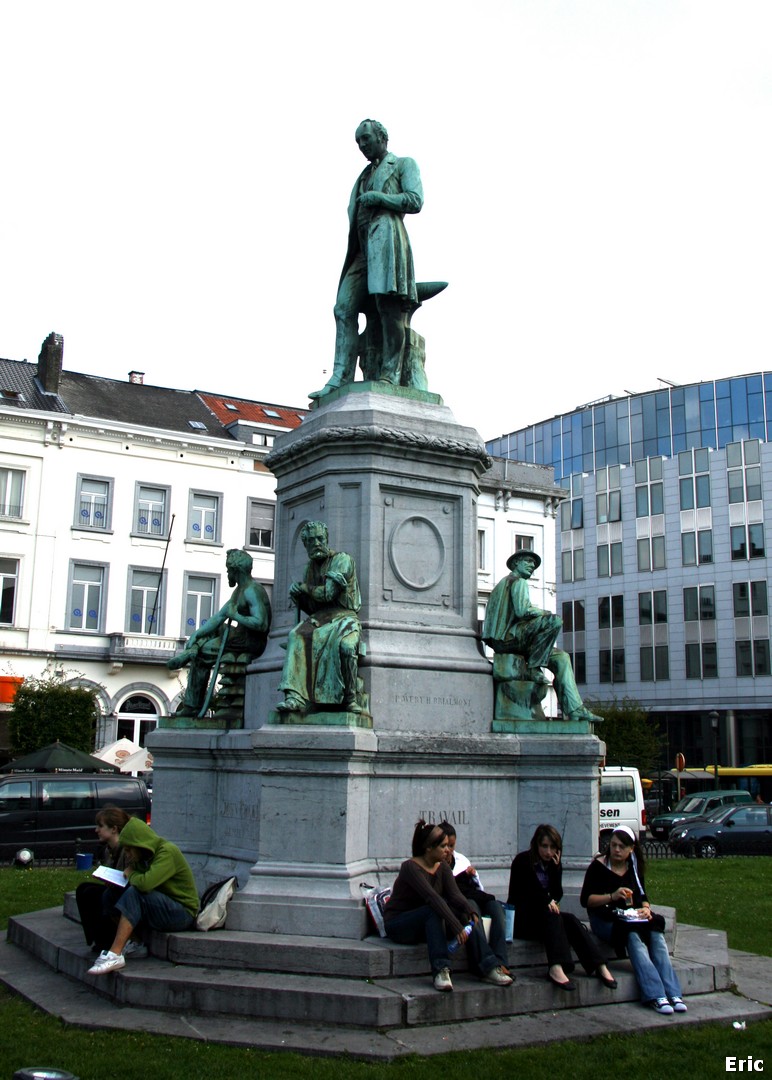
[487,373,772,768]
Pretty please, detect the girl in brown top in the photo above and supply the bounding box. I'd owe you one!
[384,820,513,992]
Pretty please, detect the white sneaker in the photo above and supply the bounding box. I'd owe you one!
[670,997,688,1013]
[87,950,125,975]
[483,965,514,986]
[651,997,674,1015]
[123,940,148,959]
[433,967,453,992]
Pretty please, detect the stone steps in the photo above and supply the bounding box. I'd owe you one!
[6,905,727,1031]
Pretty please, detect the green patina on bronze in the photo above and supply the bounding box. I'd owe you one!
[275,521,370,724]
[165,548,271,729]
[482,550,601,726]
[310,120,446,402]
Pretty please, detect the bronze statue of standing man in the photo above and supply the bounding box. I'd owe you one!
[310,119,424,399]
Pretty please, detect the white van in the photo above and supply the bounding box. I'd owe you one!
[599,766,646,850]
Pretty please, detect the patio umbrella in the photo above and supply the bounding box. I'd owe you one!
[0,740,120,773]
[95,737,141,766]
[118,748,154,774]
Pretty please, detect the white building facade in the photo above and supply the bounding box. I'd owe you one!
[0,345,304,756]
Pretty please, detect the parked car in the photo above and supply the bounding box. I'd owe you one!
[669,803,772,858]
[649,789,752,840]
[0,773,151,859]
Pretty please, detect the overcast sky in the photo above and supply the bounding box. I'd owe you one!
[2,1,770,442]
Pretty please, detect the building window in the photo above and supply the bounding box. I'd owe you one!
[679,448,713,566]
[598,594,625,684]
[559,474,584,531]
[127,569,164,634]
[599,594,624,631]
[514,534,534,552]
[599,648,626,684]
[0,468,25,519]
[477,529,487,572]
[731,523,766,561]
[0,558,19,624]
[595,465,622,524]
[116,694,159,746]
[733,580,768,618]
[682,584,715,622]
[184,574,217,632]
[74,476,112,530]
[638,589,668,625]
[561,599,586,684]
[638,590,669,681]
[684,584,717,678]
[733,580,770,677]
[634,457,664,518]
[561,546,584,583]
[187,491,221,543]
[685,641,718,679]
[682,528,713,566]
[134,484,169,538]
[560,475,584,583]
[727,439,762,503]
[247,500,275,550]
[67,563,105,632]
[678,448,711,510]
[637,534,666,572]
[597,541,623,577]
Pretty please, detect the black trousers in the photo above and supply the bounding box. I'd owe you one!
[75,882,122,950]
[528,910,604,973]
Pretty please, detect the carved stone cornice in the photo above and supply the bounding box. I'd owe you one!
[266,424,493,472]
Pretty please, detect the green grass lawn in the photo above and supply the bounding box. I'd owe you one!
[1,860,770,1078]
[646,856,772,956]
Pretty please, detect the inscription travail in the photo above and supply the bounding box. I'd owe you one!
[418,809,469,825]
[220,800,260,821]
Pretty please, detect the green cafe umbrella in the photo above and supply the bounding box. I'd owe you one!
[0,740,120,773]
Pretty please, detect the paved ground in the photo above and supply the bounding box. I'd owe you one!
[1,929,770,1060]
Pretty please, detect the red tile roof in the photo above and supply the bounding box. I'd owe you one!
[197,393,307,429]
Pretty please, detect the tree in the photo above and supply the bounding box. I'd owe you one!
[586,695,663,776]
[9,673,101,755]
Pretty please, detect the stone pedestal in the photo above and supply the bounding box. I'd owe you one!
[148,385,605,939]
[248,385,493,734]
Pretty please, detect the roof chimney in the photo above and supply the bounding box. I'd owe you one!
[128,371,145,385]
[37,332,64,394]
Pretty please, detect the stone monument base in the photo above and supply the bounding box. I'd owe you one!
[147,724,603,940]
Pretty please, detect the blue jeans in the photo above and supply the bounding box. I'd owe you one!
[590,914,682,1002]
[385,905,450,975]
[115,885,195,937]
[466,898,510,973]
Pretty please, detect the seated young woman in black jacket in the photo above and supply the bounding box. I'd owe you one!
[508,823,617,991]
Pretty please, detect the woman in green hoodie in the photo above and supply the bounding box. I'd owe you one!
[87,818,199,976]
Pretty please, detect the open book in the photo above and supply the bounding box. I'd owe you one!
[92,865,127,887]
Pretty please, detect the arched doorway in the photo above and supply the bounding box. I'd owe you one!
[116,693,160,746]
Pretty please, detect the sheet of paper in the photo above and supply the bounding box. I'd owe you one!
[92,865,127,887]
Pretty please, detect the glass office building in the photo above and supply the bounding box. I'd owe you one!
[487,374,772,771]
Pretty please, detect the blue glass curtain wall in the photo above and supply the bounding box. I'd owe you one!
[488,373,771,481]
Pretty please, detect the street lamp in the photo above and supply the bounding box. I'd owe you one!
[709,711,720,790]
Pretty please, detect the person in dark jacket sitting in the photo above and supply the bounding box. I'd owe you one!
[508,823,617,991]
